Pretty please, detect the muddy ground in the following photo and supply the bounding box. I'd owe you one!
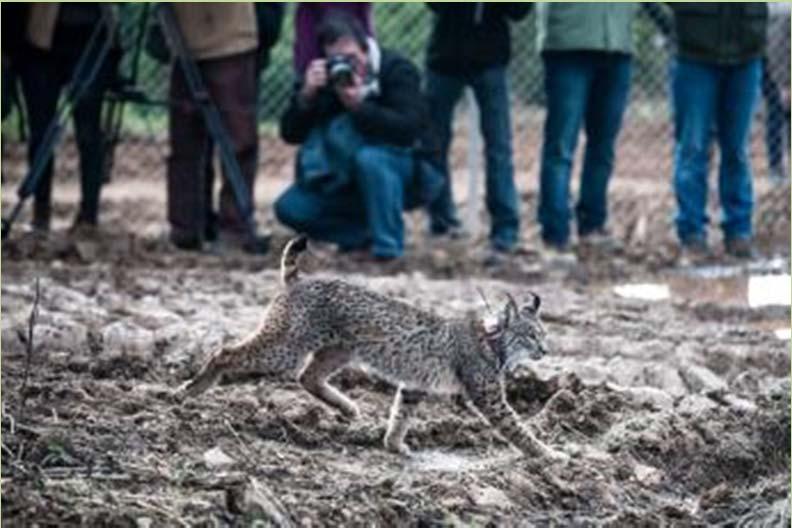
[1,140,790,526]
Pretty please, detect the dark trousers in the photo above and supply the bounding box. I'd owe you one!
[167,50,258,239]
[19,46,111,227]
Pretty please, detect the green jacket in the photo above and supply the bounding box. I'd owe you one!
[670,3,767,65]
[537,3,639,55]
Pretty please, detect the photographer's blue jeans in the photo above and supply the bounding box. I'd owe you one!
[671,57,761,244]
[426,66,519,250]
[538,51,631,247]
[275,145,414,258]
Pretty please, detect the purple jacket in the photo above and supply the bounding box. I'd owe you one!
[293,2,374,74]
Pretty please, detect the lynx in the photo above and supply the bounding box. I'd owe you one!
[176,236,565,460]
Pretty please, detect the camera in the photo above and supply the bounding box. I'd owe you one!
[326,54,357,87]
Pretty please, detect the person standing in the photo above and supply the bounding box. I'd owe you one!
[166,3,268,253]
[535,3,641,257]
[668,3,768,261]
[19,3,118,232]
[424,2,530,255]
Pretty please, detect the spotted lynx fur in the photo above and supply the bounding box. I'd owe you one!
[177,236,565,460]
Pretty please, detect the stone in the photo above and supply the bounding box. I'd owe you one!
[101,320,155,357]
[679,364,727,395]
[468,486,512,509]
[633,463,664,486]
[203,446,235,468]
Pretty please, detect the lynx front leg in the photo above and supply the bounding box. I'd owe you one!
[297,349,360,420]
[383,385,423,455]
[467,379,567,462]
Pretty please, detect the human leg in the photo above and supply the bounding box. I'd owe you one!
[538,52,591,248]
[472,65,520,250]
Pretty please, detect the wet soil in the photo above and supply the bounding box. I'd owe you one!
[1,142,790,526]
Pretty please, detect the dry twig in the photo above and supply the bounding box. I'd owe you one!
[18,277,41,422]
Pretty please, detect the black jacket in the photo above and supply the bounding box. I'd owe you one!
[425,2,531,75]
[280,49,427,149]
[670,3,767,65]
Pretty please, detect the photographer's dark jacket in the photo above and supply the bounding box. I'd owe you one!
[280,48,426,148]
[426,2,530,75]
[669,3,767,65]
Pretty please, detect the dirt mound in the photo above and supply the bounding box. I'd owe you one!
[2,254,789,525]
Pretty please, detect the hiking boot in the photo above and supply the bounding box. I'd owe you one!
[724,237,756,260]
[215,229,270,255]
[678,237,710,266]
[170,230,203,251]
[240,233,270,255]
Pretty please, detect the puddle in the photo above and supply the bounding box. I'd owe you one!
[614,274,791,308]
[613,283,670,302]
[409,450,517,473]
[747,275,792,308]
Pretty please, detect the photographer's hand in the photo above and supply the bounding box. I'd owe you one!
[300,59,327,104]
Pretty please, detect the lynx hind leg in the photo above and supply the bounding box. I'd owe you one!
[384,385,423,455]
[466,377,567,462]
[297,348,360,420]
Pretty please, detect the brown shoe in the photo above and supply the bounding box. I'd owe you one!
[724,237,755,259]
[678,238,711,266]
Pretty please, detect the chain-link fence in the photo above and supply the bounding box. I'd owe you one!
[2,3,789,236]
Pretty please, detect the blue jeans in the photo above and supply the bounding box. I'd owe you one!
[538,51,631,247]
[672,57,761,243]
[426,66,519,250]
[275,144,414,258]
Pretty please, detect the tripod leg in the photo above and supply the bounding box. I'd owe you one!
[204,51,259,234]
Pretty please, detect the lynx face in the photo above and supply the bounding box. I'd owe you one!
[482,293,548,372]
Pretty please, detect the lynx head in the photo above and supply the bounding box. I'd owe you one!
[480,292,548,372]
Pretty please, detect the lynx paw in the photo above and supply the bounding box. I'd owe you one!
[384,437,412,456]
[385,440,412,456]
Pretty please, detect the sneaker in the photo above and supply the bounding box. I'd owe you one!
[724,237,755,259]
[430,223,467,240]
[678,237,710,266]
[540,240,576,265]
[578,228,622,254]
[482,243,515,267]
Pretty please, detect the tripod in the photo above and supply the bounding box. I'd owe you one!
[155,3,259,245]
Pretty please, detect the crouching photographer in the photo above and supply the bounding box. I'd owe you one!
[275,14,441,262]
